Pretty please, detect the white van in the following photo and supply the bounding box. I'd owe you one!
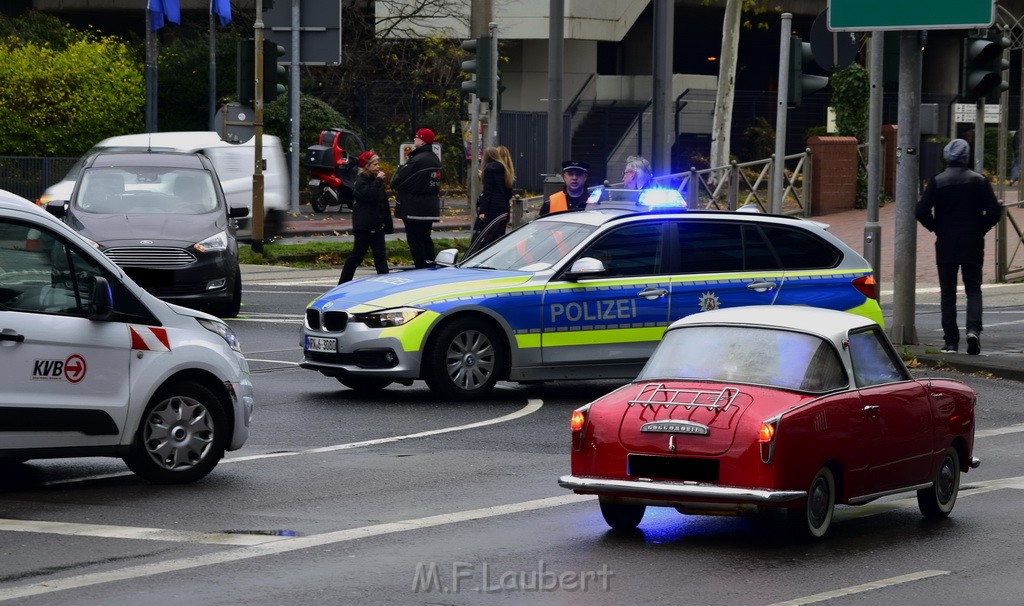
[38,131,289,238]
[0,190,254,483]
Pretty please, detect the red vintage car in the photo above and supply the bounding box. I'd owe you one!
[559,306,979,539]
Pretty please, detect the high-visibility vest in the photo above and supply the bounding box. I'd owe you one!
[547,191,568,213]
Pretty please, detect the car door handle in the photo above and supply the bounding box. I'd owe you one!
[0,332,26,343]
[863,405,879,417]
[637,287,668,300]
[746,281,777,293]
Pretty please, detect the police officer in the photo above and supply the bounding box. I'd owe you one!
[539,160,589,216]
[391,128,442,269]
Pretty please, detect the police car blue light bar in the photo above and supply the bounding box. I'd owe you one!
[639,188,686,209]
[585,187,687,211]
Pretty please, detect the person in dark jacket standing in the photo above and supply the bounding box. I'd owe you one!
[338,151,393,284]
[391,128,442,269]
[472,145,515,247]
[915,138,1003,354]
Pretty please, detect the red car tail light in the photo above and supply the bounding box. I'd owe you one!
[759,416,781,463]
[570,410,586,432]
[852,274,877,300]
[571,406,590,451]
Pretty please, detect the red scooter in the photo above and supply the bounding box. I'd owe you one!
[303,128,365,213]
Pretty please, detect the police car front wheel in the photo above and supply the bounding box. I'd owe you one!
[124,381,228,484]
[424,318,503,400]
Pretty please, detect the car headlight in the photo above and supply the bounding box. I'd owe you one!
[197,317,241,352]
[194,231,229,253]
[352,307,424,328]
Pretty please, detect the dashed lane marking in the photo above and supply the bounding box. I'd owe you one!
[765,570,950,606]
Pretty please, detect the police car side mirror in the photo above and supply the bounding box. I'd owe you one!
[564,257,605,281]
[45,200,68,218]
[434,248,458,267]
[88,277,114,321]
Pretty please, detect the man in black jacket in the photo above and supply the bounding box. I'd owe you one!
[915,138,1003,354]
[391,128,442,268]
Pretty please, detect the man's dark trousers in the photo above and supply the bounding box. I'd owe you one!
[405,219,435,269]
[938,262,983,347]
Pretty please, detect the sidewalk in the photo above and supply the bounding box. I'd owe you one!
[253,196,1024,382]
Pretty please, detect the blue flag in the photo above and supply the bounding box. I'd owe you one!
[211,0,232,27]
[148,0,181,32]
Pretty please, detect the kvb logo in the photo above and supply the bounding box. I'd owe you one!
[32,354,87,383]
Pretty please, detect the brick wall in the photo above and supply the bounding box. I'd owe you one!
[807,136,858,216]
[882,124,897,197]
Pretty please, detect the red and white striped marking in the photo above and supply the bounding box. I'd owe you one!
[129,326,171,352]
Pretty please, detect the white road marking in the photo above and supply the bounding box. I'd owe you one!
[0,519,290,546]
[765,570,950,606]
[244,358,301,366]
[0,494,592,602]
[976,422,1024,438]
[245,279,337,287]
[229,398,544,461]
[231,316,303,324]
[37,399,544,485]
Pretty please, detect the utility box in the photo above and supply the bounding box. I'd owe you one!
[542,174,563,200]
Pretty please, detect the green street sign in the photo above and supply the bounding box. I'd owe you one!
[828,0,995,31]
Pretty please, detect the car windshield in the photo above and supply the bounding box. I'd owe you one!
[459,220,596,271]
[637,325,849,392]
[75,168,219,215]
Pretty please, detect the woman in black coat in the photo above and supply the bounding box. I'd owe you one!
[338,151,393,284]
[472,145,515,247]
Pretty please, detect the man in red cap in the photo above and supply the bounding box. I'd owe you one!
[391,128,442,268]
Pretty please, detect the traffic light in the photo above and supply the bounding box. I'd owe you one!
[788,36,829,108]
[961,29,1010,102]
[460,35,493,101]
[237,38,255,105]
[237,39,286,105]
[263,40,287,103]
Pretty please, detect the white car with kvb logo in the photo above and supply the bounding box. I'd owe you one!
[0,190,253,483]
[302,189,884,400]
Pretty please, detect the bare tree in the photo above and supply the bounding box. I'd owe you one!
[708,0,773,174]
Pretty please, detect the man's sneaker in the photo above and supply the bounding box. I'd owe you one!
[967,332,981,355]
[940,343,958,354]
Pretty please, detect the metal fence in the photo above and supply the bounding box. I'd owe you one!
[0,156,78,201]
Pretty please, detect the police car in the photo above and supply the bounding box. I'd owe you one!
[301,189,883,400]
[0,191,253,483]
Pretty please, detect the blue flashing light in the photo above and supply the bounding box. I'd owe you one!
[639,188,687,209]
[586,187,604,205]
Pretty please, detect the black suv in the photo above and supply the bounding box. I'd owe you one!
[46,151,248,317]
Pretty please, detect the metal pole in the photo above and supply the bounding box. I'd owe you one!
[209,12,216,130]
[771,13,792,214]
[974,98,985,173]
[468,95,481,215]
[889,30,923,345]
[489,21,499,148]
[289,0,300,214]
[252,3,266,253]
[996,25,1011,280]
[145,11,157,133]
[651,0,674,175]
[865,31,884,300]
[546,0,564,172]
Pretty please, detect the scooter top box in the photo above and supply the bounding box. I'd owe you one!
[304,145,335,172]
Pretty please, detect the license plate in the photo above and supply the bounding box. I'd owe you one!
[308,178,321,186]
[305,336,337,353]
